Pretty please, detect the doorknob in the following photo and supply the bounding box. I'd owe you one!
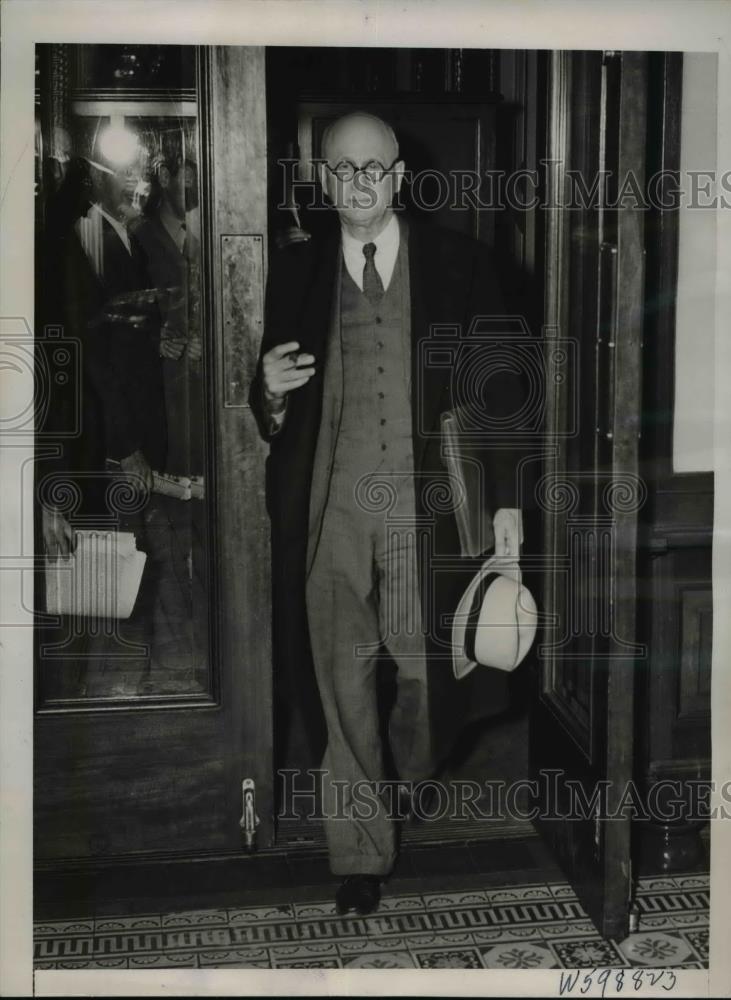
[239,778,260,851]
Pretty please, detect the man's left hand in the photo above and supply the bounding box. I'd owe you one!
[187,335,202,363]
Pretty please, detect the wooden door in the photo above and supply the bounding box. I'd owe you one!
[530,50,648,940]
[34,46,275,863]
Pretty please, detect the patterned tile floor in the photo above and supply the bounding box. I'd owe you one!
[34,872,708,970]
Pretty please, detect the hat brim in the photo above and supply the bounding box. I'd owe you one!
[451,556,536,679]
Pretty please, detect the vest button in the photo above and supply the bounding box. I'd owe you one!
[378,392,384,399]
[380,418,386,426]
[375,316,382,324]
[377,366,384,374]
[381,443,387,451]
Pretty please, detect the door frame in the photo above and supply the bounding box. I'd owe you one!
[531,49,648,940]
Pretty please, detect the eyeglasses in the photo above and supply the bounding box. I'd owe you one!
[324,158,400,183]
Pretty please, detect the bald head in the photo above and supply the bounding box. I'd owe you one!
[321,112,399,168]
[318,110,405,241]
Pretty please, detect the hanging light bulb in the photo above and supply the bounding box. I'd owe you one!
[98,124,139,167]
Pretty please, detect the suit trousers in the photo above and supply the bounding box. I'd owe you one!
[306,466,432,876]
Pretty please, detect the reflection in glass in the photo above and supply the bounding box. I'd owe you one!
[35,45,209,703]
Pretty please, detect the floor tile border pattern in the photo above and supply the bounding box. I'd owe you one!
[34,874,710,970]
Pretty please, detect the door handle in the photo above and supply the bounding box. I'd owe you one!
[239,777,260,851]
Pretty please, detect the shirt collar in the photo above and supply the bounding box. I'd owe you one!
[93,202,131,254]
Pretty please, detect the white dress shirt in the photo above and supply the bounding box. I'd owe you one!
[94,203,132,254]
[76,203,131,279]
[341,212,400,292]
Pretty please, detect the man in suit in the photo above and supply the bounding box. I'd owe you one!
[39,156,166,544]
[250,112,527,915]
[81,161,168,487]
[129,155,207,694]
[131,155,203,474]
[37,155,167,697]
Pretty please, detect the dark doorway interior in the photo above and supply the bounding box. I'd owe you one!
[264,43,546,849]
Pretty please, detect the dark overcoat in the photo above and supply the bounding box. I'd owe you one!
[250,214,534,770]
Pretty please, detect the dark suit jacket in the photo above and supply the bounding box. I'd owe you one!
[84,216,167,471]
[133,214,202,476]
[38,212,107,518]
[250,214,536,768]
[38,206,164,517]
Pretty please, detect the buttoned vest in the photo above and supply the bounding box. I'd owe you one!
[333,236,414,481]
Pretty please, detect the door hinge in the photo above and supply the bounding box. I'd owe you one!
[239,778,260,852]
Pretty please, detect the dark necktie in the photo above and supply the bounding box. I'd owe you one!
[362,242,384,306]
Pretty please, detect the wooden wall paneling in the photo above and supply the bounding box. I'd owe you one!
[678,589,713,720]
[635,54,712,873]
[639,51,713,786]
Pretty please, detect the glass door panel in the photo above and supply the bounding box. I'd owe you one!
[36,47,211,706]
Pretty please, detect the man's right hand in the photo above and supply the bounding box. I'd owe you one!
[159,324,187,360]
[119,449,154,493]
[262,341,316,404]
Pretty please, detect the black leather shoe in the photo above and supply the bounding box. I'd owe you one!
[335,874,381,915]
[395,784,414,822]
[399,782,438,824]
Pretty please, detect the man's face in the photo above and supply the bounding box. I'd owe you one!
[93,168,134,221]
[319,116,404,232]
[159,162,186,219]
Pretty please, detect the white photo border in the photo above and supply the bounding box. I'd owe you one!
[1,1,729,996]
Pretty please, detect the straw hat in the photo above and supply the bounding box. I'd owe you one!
[452,556,538,679]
